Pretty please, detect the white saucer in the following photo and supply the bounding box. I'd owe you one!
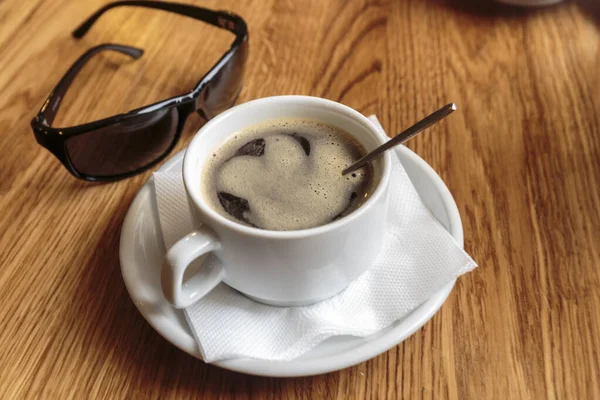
[119,145,463,377]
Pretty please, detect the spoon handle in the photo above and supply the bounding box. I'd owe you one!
[342,103,457,175]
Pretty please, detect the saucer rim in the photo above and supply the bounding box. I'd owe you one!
[120,145,461,377]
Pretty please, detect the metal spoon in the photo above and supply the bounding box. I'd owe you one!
[342,103,457,175]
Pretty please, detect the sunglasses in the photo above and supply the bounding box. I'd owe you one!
[31,1,248,181]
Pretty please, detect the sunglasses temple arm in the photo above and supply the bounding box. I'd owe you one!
[72,1,247,39]
[36,44,143,127]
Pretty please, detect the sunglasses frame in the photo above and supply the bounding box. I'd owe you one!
[31,1,248,182]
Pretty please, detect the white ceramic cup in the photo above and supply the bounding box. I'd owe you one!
[161,96,392,308]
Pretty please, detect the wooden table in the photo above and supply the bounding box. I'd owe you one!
[1,0,599,398]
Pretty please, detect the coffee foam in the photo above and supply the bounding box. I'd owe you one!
[202,119,374,231]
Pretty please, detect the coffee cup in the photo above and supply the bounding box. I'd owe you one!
[161,96,392,308]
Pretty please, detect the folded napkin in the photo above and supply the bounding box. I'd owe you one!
[153,116,477,362]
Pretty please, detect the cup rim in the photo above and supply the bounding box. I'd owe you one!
[183,95,392,240]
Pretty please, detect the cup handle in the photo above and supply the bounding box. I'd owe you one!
[161,226,224,308]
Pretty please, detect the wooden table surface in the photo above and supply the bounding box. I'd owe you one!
[1,0,599,398]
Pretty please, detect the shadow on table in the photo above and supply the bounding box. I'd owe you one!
[424,0,574,19]
[576,0,600,25]
[425,0,600,26]
[418,0,600,33]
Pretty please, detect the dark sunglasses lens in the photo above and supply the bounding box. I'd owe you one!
[203,40,248,119]
[65,107,179,178]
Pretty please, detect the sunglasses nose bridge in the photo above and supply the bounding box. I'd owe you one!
[192,88,210,119]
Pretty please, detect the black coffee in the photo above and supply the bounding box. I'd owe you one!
[202,119,374,231]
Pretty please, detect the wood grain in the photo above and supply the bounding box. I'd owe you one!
[1,0,599,398]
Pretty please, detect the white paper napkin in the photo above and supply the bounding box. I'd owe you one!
[153,116,477,362]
